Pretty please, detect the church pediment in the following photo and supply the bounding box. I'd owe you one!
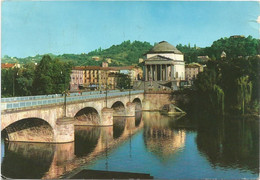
[146,55,173,61]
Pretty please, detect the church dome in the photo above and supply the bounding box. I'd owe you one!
[147,41,182,54]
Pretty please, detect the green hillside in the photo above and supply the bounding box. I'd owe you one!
[2,40,153,66]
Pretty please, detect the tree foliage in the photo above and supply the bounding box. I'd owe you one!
[33,55,72,95]
[1,55,72,97]
[176,44,201,63]
[192,55,259,116]
[117,73,131,89]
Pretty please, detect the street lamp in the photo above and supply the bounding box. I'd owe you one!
[61,71,67,117]
[105,70,108,108]
[128,71,131,102]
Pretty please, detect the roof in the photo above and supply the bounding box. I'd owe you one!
[146,41,182,55]
[1,63,16,69]
[146,55,173,61]
[185,63,202,68]
[197,56,210,62]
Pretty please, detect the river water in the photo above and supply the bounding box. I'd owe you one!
[1,112,259,179]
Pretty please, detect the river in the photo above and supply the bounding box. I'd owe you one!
[1,112,259,179]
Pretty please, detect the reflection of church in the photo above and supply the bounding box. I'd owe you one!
[144,128,186,159]
[143,41,185,90]
[143,112,186,160]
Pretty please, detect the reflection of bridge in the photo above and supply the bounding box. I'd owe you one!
[1,90,143,143]
[1,114,144,179]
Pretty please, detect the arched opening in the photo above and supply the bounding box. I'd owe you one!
[74,107,100,125]
[111,101,126,116]
[132,98,142,111]
[2,118,54,143]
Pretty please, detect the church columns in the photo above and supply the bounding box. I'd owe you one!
[165,64,168,81]
[155,65,158,81]
[145,64,175,81]
[150,65,152,80]
[152,65,155,81]
[160,65,162,81]
[145,65,148,81]
[171,65,174,80]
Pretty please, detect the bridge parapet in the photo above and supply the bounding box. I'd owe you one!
[1,90,121,103]
[1,90,144,111]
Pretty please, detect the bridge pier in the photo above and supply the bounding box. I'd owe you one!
[125,102,135,116]
[142,99,151,111]
[54,117,74,143]
[100,108,114,126]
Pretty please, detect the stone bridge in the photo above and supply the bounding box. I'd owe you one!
[1,90,144,143]
[1,113,144,179]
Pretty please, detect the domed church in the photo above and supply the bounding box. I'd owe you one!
[143,41,185,89]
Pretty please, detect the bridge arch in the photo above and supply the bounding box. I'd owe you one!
[74,107,101,125]
[2,118,54,142]
[132,98,142,111]
[111,101,126,116]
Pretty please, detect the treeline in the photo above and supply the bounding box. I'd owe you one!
[2,40,153,67]
[3,36,258,66]
[176,35,259,63]
[88,40,152,66]
[1,55,72,97]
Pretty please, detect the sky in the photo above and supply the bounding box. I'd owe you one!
[1,1,259,58]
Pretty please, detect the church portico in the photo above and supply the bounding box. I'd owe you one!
[140,41,185,90]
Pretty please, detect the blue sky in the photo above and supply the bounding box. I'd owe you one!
[2,1,259,58]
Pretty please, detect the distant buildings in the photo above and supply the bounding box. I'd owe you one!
[185,63,204,85]
[1,63,20,69]
[197,56,210,63]
[92,56,100,61]
[70,63,142,91]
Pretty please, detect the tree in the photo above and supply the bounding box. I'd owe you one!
[32,55,72,95]
[15,63,35,96]
[237,76,252,115]
[117,73,131,89]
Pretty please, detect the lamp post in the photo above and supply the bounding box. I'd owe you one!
[61,71,67,117]
[128,71,131,102]
[105,70,108,108]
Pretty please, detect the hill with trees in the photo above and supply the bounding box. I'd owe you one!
[2,36,258,66]
[2,40,153,67]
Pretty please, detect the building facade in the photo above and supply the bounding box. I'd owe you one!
[185,63,204,85]
[70,69,84,90]
[143,41,185,89]
[70,64,141,91]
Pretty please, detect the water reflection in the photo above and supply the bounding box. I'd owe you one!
[196,117,259,174]
[75,126,101,157]
[143,112,186,161]
[1,112,258,179]
[1,113,143,179]
[1,142,55,179]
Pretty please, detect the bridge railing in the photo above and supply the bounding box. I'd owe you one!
[1,90,121,103]
[1,90,144,110]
